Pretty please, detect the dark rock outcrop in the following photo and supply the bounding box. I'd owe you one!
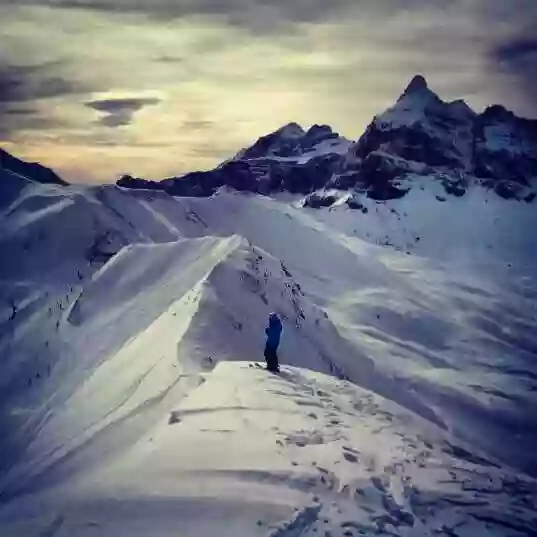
[474,105,537,187]
[117,175,161,190]
[303,192,338,208]
[354,76,476,170]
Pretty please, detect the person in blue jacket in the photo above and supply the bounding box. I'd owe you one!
[264,312,282,372]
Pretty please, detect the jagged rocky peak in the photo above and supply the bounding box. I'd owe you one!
[354,75,478,169]
[306,124,334,137]
[275,122,306,138]
[401,74,429,96]
[304,124,339,145]
[482,104,515,121]
[479,104,537,144]
[233,122,346,161]
[232,122,305,160]
[117,174,161,190]
[473,104,537,195]
[395,75,474,121]
[395,74,443,109]
[447,99,477,121]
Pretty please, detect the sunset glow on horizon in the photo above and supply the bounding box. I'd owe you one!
[1,1,535,184]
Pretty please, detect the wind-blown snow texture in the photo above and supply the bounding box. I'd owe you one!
[1,77,537,536]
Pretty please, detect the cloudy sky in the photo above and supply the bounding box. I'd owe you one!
[0,1,536,184]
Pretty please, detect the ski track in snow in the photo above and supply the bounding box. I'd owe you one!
[0,175,536,536]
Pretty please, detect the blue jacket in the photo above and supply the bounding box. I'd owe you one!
[265,314,282,349]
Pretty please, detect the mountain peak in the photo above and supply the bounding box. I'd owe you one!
[275,122,306,138]
[403,74,429,96]
[482,104,513,120]
[393,74,440,108]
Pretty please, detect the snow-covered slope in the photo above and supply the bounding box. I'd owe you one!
[1,362,535,537]
[1,150,537,535]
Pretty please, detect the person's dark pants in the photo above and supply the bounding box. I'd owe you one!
[264,344,279,372]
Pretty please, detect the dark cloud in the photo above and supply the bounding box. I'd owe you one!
[0,62,83,138]
[0,0,357,29]
[492,36,537,107]
[495,39,537,62]
[85,97,161,113]
[0,62,76,103]
[84,97,161,127]
[0,0,534,34]
[0,111,58,138]
[469,0,537,110]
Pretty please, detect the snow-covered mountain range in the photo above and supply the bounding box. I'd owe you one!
[118,75,537,205]
[1,77,537,536]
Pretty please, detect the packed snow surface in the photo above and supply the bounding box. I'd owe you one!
[2,362,536,537]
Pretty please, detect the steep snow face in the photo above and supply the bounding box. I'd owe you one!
[0,363,535,537]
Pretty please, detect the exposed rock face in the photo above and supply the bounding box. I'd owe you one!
[117,175,161,190]
[119,127,351,198]
[474,105,537,187]
[234,123,343,161]
[303,192,338,209]
[354,76,477,171]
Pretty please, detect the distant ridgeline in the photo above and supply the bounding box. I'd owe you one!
[117,75,537,205]
[2,75,536,205]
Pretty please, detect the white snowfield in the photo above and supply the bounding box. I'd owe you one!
[1,169,537,536]
[2,363,536,537]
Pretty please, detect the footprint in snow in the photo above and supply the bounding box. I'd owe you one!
[285,432,324,447]
[342,451,358,463]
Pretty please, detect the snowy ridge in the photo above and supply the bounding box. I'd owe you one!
[1,363,535,536]
[1,146,537,535]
